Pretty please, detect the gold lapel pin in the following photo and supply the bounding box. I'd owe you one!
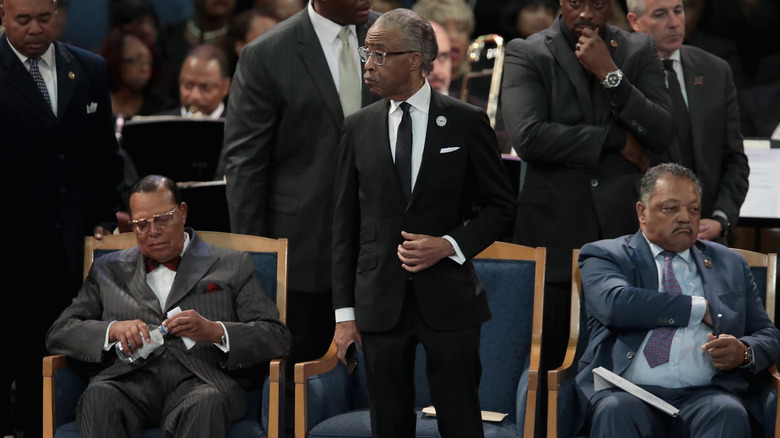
[610,40,617,48]
[704,259,712,269]
[69,71,75,79]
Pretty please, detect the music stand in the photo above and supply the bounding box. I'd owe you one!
[120,116,225,183]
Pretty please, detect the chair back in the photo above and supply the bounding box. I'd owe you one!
[408,242,545,437]
[730,248,776,324]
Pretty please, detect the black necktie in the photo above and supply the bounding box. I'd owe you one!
[396,102,412,199]
[663,59,694,169]
[29,57,53,110]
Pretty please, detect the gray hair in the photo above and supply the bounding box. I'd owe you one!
[413,0,475,35]
[373,8,438,76]
[625,0,647,16]
[639,163,702,205]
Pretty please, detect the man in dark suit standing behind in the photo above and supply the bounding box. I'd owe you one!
[626,0,749,245]
[501,0,674,372]
[221,0,379,435]
[332,9,516,437]
[0,0,124,435]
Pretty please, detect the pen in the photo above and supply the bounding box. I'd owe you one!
[714,313,722,337]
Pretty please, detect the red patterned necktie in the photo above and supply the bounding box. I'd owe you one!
[145,256,180,273]
[643,250,682,367]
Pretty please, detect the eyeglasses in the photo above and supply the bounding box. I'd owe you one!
[358,46,416,65]
[129,207,177,235]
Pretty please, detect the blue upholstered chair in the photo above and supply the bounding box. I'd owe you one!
[547,248,780,438]
[42,231,288,438]
[293,241,546,438]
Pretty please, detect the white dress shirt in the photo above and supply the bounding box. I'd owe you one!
[7,39,58,115]
[307,1,361,94]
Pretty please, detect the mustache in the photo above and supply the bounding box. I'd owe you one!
[364,72,378,82]
[673,224,694,233]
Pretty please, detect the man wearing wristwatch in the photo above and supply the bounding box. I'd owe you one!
[575,163,780,437]
[501,0,674,372]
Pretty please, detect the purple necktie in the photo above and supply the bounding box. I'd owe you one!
[643,251,682,367]
[395,102,412,199]
[29,57,52,110]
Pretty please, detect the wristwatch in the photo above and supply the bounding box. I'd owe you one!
[602,69,623,88]
[743,344,753,365]
[713,215,730,237]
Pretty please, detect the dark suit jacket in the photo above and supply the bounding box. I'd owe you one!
[223,9,381,292]
[501,18,673,282]
[0,35,124,316]
[575,231,780,420]
[740,80,780,139]
[332,91,516,332]
[45,229,291,415]
[650,45,749,231]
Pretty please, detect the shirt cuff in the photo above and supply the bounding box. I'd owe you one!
[104,321,117,351]
[335,307,356,323]
[442,235,466,265]
[214,321,229,353]
[690,296,707,326]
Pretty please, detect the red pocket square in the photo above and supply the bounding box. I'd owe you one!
[206,282,221,293]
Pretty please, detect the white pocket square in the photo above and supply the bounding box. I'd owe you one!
[86,102,98,114]
[440,146,460,153]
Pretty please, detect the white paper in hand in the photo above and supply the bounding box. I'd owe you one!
[167,306,196,349]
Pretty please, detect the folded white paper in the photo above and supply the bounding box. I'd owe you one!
[593,367,680,417]
[167,306,196,349]
[422,406,508,422]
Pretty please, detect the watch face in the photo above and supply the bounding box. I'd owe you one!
[607,72,619,86]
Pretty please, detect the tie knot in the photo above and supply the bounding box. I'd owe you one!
[662,59,674,72]
[661,250,677,262]
[29,57,39,66]
[338,26,350,42]
[145,256,181,273]
[400,101,411,114]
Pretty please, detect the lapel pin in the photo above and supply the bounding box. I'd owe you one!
[704,259,712,269]
[694,76,704,85]
[609,40,617,48]
[68,71,75,79]
[436,116,447,127]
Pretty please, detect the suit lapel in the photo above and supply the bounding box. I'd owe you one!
[295,12,344,128]
[164,232,216,313]
[0,35,55,117]
[121,249,166,316]
[629,231,659,291]
[54,41,77,121]
[679,47,704,169]
[546,22,593,123]
[408,92,447,209]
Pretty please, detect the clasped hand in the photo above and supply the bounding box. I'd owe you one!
[397,231,454,273]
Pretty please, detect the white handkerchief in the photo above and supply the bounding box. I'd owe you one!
[86,102,98,114]
[167,306,196,349]
[440,146,460,153]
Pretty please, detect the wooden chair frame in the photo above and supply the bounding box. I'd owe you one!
[293,241,546,438]
[43,231,288,438]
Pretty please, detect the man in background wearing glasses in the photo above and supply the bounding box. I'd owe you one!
[333,9,515,437]
[46,174,290,437]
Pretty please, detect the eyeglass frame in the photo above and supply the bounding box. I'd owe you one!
[358,46,417,65]
[128,206,179,235]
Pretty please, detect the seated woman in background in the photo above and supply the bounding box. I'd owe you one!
[98,24,172,121]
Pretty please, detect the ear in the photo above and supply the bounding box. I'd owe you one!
[636,201,647,224]
[409,52,423,71]
[179,202,188,223]
[626,12,641,32]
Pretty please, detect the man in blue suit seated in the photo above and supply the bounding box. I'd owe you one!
[576,163,780,437]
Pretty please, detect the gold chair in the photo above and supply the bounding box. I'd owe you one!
[294,241,545,438]
[43,231,288,438]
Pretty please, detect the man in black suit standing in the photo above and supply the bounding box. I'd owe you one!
[626,0,749,246]
[222,0,379,435]
[0,0,124,435]
[332,8,516,437]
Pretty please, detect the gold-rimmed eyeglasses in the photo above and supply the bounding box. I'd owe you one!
[358,46,416,65]
[129,206,177,235]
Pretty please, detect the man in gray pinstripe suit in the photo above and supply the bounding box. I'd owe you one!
[46,175,290,437]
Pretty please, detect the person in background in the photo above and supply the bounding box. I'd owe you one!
[99,23,171,120]
[0,0,124,434]
[223,6,280,76]
[427,20,451,95]
[500,0,558,41]
[160,43,232,118]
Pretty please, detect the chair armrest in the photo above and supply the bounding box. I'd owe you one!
[43,355,69,438]
[293,342,343,438]
[264,358,285,438]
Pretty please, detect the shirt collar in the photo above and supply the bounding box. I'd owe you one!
[390,79,431,116]
[180,102,225,119]
[642,232,692,265]
[7,38,55,68]
[665,49,682,65]
[308,0,355,44]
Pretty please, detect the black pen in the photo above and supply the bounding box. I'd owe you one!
[714,313,722,337]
